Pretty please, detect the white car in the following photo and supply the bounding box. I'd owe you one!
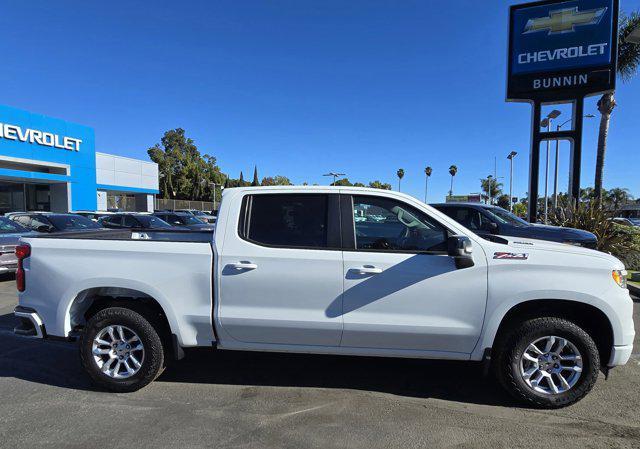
[13,187,634,408]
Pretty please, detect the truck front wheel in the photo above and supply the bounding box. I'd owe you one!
[80,307,165,392]
[495,317,600,408]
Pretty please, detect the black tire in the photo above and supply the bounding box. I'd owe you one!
[80,307,165,392]
[494,317,600,408]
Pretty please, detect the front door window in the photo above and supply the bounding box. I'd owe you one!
[353,196,447,252]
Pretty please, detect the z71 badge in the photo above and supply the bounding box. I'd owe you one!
[493,252,529,260]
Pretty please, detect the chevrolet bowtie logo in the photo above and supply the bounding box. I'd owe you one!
[523,6,607,35]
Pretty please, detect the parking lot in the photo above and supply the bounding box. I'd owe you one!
[0,275,637,449]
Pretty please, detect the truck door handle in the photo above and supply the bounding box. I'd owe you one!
[227,262,258,270]
[350,265,383,275]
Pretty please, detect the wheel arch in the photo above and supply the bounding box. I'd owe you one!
[487,299,614,367]
[65,286,181,358]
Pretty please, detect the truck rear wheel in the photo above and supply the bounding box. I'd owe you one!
[494,317,600,408]
[80,307,165,392]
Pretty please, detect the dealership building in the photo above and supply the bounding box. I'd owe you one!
[0,105,159,214]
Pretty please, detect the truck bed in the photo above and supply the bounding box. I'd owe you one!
[27,228,214,243]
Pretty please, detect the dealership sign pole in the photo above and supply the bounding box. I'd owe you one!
[507,0,618,222]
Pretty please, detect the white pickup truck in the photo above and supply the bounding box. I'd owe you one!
[13,187,634,408]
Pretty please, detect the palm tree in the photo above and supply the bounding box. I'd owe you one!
[448,165,458,196]
[396,168,405,192]
[480,176,503,204]
[594,12,640,203]
[606,187,633,210]
[424,166,433,203]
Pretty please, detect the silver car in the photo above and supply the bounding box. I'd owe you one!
[0,216,36,273]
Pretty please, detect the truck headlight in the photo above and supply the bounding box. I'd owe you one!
[612,270,627,289]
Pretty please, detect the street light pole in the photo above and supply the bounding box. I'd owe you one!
[552,114,595,209]
[540,109,561,223]
[507,151,517,212]
[544,121,551,223]
[323,172,345,186]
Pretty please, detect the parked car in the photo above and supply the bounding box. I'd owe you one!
[175,209,217,224]
[9,212,103,233]
[99,213,175,230]
[0,217,35,273]
[153,211,215,231]
[13,187,634,408]
[74,211,115,222]
[612,217,640,227]
[432,203,598,248]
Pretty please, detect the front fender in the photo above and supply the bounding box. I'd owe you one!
[471,287,633,361]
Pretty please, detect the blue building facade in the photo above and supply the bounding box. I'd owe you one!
[0,105,158,213]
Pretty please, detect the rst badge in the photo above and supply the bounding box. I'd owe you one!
[493,252,529,260]
[507,0,618,101]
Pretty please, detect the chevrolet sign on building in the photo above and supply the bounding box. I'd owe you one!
[507,0,618,101]
[0,105,159,214]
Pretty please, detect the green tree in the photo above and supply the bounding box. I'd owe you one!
[513,202,527,217]
[396,168,405,191]
[353,182,366,187]
[497,194,511,210]
[448,165,458,196]
[480,176,503,204]
[580,187,595,202]
[605,187,633,210]
[147,128,224,201]
[251,166,259,186]
[261,175,292,186]
[369,180,392,190]
[332,178,353,186]
[594,12,640,203]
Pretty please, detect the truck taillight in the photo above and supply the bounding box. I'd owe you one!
[15,244,30,292]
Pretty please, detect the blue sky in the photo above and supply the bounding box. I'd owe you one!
[2,0,639,202]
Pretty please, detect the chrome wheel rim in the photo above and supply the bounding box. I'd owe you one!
[92,325,145,379]
[520,335,583,395]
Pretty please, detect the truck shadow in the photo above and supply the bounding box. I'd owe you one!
[159,348,519,407]
[0,311,518,405]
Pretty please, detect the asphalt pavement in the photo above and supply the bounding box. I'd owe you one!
[0,274,638,449]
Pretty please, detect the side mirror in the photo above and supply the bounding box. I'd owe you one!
[447,235,474,269]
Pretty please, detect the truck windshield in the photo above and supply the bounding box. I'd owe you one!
[483,207,529,228]
[47,215,102,230]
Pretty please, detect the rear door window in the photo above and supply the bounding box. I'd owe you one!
[243,194,329,248]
